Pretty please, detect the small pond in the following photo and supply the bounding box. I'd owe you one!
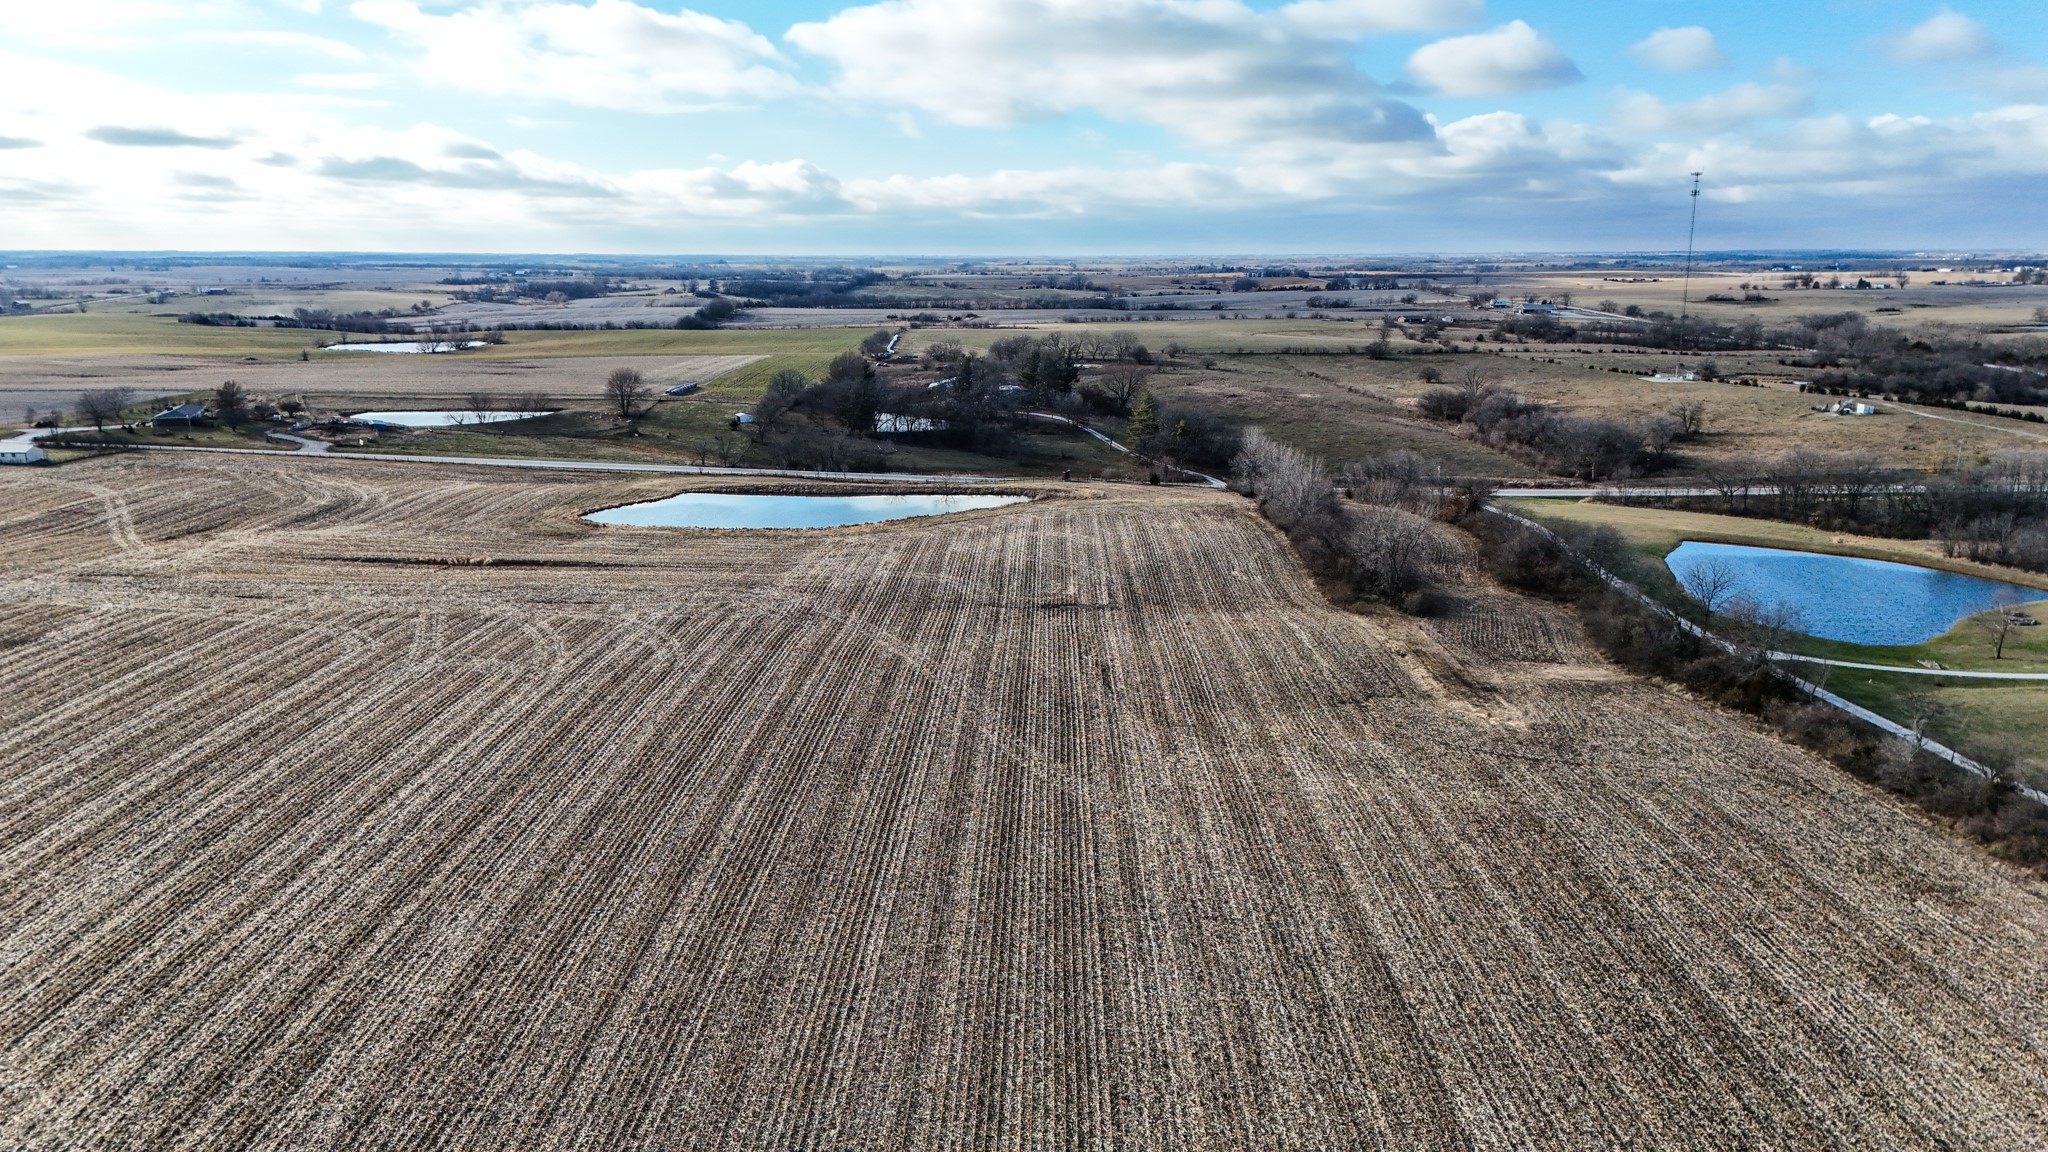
[323,341,487,354]
[348,410,553,428]
[1665,540,2043,646]
[585,492,1028,530]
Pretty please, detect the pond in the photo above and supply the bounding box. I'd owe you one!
[347,410,553,428]
[1665,541,2043,646]
[585,492,1028,530]
[323,341,487,354]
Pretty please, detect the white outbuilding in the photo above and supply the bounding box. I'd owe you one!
[0,439,46,465]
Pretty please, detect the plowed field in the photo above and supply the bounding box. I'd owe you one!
[2,453,2045,1150]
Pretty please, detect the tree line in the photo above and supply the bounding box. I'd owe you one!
[1415,368,1705,480]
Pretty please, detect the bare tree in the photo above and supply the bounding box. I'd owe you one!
[1974,589,2029,660]
[462,390,497,427]
[1897,686,1950,748]
[1639,413,1684,462]
[604,369,649,421]
[1232,428,1330,530]
[1669,400,1707,438]
[1680,556,1742,617]
[1338,450,1445,517]
[74,387,134,433]
[1454,364,1496,399]
[1346,505,1438,600]
[1099,362,1152,413]
[1721,595,1804,671]
[510,390,554,417]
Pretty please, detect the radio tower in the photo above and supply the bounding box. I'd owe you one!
[1678,171,1703,358]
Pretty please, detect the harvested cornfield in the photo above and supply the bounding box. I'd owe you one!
[2,453,2046,1151]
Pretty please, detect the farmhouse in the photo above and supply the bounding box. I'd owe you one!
[152,403,207,429]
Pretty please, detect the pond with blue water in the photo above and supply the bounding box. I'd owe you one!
[585,492,1028,530]
[348,410,553,428]
[1665,541,2044,646]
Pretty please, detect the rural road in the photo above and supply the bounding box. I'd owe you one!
[1769,652,2048,680]
[267,432,331,455]
[1890,403,2048,444]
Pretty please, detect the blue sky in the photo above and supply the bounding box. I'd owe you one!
[3,0,2046,253]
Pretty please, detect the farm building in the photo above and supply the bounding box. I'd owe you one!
[152,403,207,429]
[0,439,44,465]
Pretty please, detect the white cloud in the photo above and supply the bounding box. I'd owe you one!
[786,0,1433,156]
[349,0,799,111]
[0,1,220,50]
[197,30,368,62]
[1977,64,2048,101]
[1278,0,1482,38]
[1884,7,1994,63]
[295,72,390,89]
[1407,21,1582,96]
[1612,106,2048,205]
[1614,82,1807,135]
[1630,26,1724,73]
[4,9,2048,250]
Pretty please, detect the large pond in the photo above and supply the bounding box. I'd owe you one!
[585,492,1028,530]
[1665,540,2043,646]
[323,341,487,354]
[348,410,553,428]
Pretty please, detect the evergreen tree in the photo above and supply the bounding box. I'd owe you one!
[1126,391,1158,441]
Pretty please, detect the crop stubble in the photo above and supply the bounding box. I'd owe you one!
[0,453,2045,1150]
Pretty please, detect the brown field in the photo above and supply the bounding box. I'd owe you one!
[1482,269,2048,332]
[0,352,763,416]
[3,453,2048,1149]
[1141,350,2048,474]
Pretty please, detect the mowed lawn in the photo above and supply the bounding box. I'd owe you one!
[1504,497,2048,783]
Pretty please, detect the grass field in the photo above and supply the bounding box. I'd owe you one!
[2,452,2046,1148]
[1816,671,2048,784]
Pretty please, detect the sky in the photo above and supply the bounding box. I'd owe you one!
[3,0,2047,255]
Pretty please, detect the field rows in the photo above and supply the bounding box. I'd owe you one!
[0,454,2044,1149]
